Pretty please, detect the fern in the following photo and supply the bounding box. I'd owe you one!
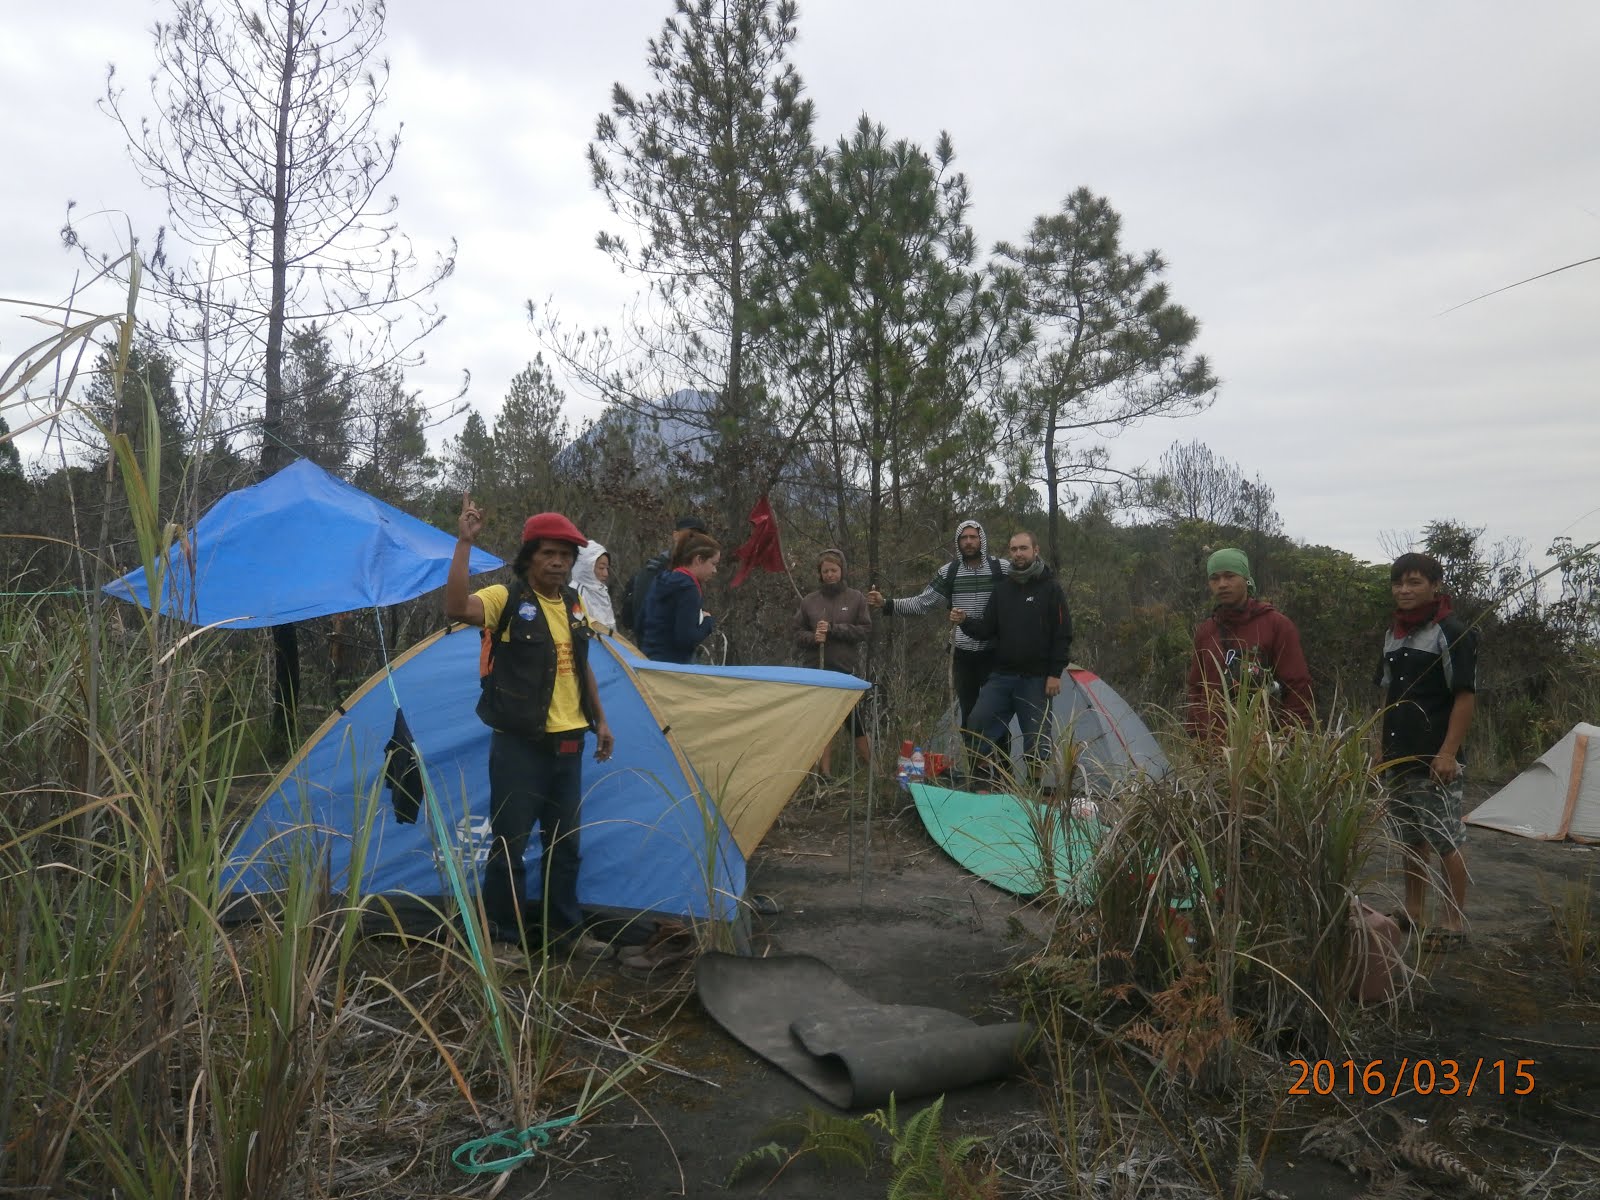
[726,1142,790,1185]
[725,1106,874,1190]
[731,1095,994,1199]
[878,1095,997,1200]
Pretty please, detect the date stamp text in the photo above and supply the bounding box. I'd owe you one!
[1288,1058,1536,1097]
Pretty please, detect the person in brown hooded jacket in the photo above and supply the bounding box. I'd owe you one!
[1185,547,1313,738]
[794,549,872,772]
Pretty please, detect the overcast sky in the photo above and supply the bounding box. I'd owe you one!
[3,0,1597,568]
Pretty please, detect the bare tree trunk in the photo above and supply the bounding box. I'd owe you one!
[1045,407,1063,567]
[263,0,301,744]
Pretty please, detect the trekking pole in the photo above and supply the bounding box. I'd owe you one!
[947,625,960,784]
[859,575,880,904]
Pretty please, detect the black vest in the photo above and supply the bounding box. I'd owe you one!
[476,581,595,739]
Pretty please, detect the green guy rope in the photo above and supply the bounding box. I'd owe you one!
[451,1115,579,1174]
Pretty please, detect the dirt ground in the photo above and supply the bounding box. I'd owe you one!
[507,780,1600,1200]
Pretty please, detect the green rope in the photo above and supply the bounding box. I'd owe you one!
[451,1115,579,1174]
[370,611,577,1172]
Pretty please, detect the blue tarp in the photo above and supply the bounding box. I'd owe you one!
[104,459,503,626]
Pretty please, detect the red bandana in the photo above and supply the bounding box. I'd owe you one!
[1391,593,1452,639]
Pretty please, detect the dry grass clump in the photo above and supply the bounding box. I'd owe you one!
[0,588,659,1197]
[993,683,1411,1198]
[1,333,658,1194]
[1027,684,1395,1083]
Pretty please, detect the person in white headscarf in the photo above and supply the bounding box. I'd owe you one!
[573,541,617,632]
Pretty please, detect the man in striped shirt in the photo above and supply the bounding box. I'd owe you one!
[869,520,1008,781]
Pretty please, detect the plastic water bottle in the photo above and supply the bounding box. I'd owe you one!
[896,740,914,788]
[910,746,926,781]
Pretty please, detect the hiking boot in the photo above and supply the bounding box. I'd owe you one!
[564,933,616,961]
[618,925,696,973]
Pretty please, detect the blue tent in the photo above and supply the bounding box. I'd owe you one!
[228,627,866,922]
[105,459,502,626]
[103,461,865,924]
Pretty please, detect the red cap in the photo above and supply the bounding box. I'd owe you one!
[521,512,588,548]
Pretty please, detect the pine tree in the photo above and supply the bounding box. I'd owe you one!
[995,188,1217,565]
[441,410,495,497]
[87,0,452,475]
[278,325,355,474]
[493,358,571,505]
[765,117,1009,586]
[585,0,816,531]
[0,412,23,482]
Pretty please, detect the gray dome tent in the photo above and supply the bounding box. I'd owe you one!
[931,664,1169,791]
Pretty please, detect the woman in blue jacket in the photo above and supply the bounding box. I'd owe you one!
[639,530,721,662]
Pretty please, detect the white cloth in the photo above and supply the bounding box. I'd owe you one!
[573,541,616,631]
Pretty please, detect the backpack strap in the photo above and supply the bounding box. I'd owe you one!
[937,555,1004,604]
[481,579,522,671]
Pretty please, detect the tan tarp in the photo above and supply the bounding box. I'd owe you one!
[630,666,863,855]
[1465,722,1600,842]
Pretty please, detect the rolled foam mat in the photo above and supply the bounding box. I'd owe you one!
[694,951,1034,1109]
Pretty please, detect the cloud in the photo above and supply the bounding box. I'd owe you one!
[3,0,1597,567]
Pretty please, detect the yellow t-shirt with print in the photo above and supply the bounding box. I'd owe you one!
[476,585,589,734]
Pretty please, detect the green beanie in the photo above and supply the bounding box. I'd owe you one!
[1206,547,1255,594]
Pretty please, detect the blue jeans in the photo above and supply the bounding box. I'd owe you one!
[485,730,586,941]
[967,673,1054,786]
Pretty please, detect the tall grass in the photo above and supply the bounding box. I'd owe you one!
[999,685,1404,1197]
[1024,682,1396,1093]
[1,289,654,1195]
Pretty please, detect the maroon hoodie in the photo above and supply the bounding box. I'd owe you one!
[1185,599,1314,737]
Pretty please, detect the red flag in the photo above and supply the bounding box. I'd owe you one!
[729,495,785,587]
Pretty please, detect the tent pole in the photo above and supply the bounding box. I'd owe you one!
[861,687,876,907]
[847,718,856,882]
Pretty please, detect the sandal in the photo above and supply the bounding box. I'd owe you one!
[1422,929,1467,952]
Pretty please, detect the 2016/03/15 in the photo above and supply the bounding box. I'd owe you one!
[1288,1058,1536,1097]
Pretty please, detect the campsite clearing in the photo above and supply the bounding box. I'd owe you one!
[503,780,1598,1200]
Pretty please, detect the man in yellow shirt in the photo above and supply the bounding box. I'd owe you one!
[445,495,615,955]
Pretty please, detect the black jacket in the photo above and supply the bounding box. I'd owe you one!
[959,565,1072,678]
[476,581,597,738]
[620,549,670,633]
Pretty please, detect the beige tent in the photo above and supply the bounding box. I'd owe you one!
[1465,723,1600,842]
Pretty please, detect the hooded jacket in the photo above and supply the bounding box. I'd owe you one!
[572,541,616,631]
[882,520,1008,654]
[639,567,715,664]
[958,561,1071,677]
[1185,599,1314,736]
